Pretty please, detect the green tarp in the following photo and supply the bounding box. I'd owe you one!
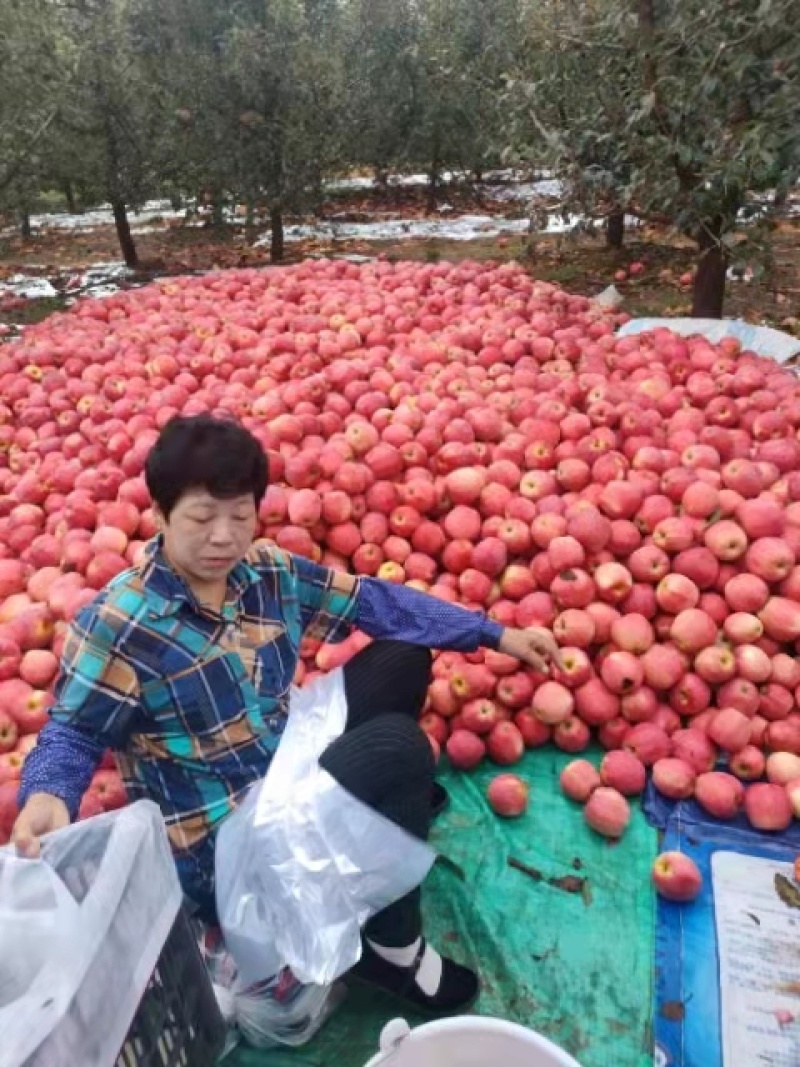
[228,747,657,1067]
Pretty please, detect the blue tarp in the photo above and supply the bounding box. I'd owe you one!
[652,800,800,1067]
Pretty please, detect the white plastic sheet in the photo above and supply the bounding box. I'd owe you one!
[618,317,800,364]
[215,668,436,988]
[0,801,182,1067]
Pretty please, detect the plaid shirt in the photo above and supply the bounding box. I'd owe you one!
[20,538,502,914]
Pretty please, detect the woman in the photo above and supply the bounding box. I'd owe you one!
[13,415,561,1015]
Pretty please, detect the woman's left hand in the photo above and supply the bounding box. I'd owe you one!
[498,627,564,673]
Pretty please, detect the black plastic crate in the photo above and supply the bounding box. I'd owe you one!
[115,905,227,1067]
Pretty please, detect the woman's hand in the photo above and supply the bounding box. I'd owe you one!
[498,627,564,673]
[11,793,70,858]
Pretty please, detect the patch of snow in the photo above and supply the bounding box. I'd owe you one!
[323,168,556,197]
[256,214,528,246]
[0,275,58,299]
[89,281,127,298]
[482,178,563,201]
[27,199,181,233]
[255,208,611,246]
[326,170,463,191]
[70,262,136,300]
[324,176,377,192]
[391,171,461,188]
[483,168,554,183]
[0,261,136,307]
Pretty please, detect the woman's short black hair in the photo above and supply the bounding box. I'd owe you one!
[145,415,269,518]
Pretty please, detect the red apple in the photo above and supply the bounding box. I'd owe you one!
[695,771,744,820]
[446,729,486,770]
[584,787,630,838]
[600,750,646,796]
[487,773,529,817]
[559,759,601,802]
[744,782,793,832]
[89,769,127,811]
[486,721,525,765]
[652,757,696,799]
[651,851,702,902]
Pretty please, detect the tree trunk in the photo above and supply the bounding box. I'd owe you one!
[427,132,441,214]
[19,212,32,240]
[270,206,284,263]
[62,180,77,214]
[211,187,225,226]
[692,228,728,318]
[426,169,439,213]
[606,209,625,249]
[638,0,655,28]
[309,166,324,206]
[244,198,257,245]
[111,197,139,268]
[772,178,793,210]
[170,193,183,212]
[103,114,138,268]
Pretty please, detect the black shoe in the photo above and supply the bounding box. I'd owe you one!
[431,781,450,819]
[350,939,479,1017]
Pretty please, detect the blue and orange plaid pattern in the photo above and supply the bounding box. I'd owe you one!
[21,537,360,910]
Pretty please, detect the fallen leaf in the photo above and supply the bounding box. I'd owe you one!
[775,873,800,910]
[508,856,543,883]
[660,1001,685,1022]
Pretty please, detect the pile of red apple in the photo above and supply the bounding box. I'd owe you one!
[2,258,800,848]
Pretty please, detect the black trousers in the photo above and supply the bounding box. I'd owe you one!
[319,639,435,948]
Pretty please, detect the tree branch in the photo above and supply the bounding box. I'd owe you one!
[0,107,59,193]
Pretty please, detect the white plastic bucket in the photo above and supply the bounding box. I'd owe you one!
[364,1016,583,1067]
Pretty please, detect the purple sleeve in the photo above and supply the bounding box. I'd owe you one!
[355,578,505,652]
[18,721,104,820]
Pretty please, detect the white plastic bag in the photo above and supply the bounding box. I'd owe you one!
[0,856,81,1007]
[232,973,347,1049]
[0,801,182,1067]
[215,668,436,988]
[199,918,343,1051]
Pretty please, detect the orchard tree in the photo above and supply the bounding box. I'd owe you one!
[505,1,637,248]
[628,0,798,316]
[48,0,166,267]
[225,0,349,257]
[343,0,525,206]
[400,0,526,208]
[342,0,421,187]
[139,0,348,259]
[0,0,68,233]
[446,0,532,184]
[508,0,800,316]
[133,0,259,226]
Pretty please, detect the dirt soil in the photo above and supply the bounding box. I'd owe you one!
[1,181,798,336]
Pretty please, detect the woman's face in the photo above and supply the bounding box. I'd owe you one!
[157,488,258,596]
